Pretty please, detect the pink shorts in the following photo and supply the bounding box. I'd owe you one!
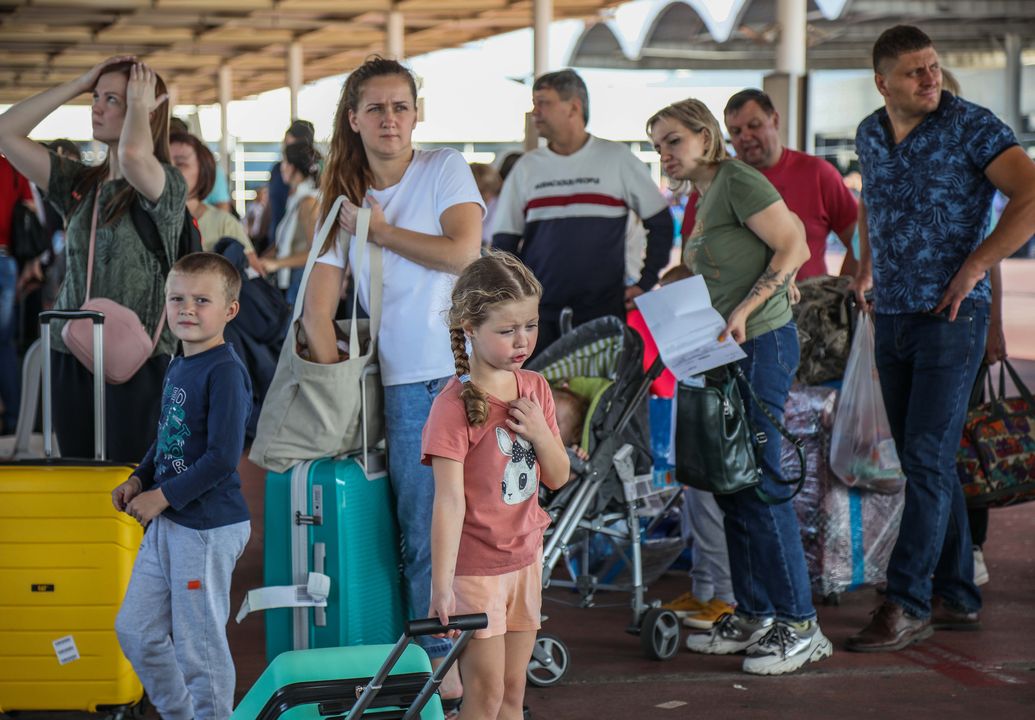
[453,559,543,639]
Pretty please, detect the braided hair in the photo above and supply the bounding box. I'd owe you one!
[447,251,543,426]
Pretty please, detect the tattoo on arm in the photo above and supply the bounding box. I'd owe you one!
[746,264,798,301]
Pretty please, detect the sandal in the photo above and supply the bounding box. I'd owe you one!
[441,696,462,718]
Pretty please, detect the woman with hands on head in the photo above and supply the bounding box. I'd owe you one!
[302,56,483,711]
[646,99,833,677]
[0,57,187,463]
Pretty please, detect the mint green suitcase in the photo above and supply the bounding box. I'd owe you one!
[231,614,487,719]
[263,455,405,661]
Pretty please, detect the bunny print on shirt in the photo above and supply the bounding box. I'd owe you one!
[495,427,538,505]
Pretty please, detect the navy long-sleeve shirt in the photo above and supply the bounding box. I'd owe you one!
[135,342,252,530]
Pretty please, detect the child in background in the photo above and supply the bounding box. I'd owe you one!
[552,384,588,452]
[422,252,570,720]
[111,252,253,720]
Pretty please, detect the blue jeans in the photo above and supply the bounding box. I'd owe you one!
[715,322,815,623]
[0,254,20,432]
[384,375,452,659]
[875,300,988,617]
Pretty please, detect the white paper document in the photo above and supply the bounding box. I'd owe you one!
[634,275,746,380]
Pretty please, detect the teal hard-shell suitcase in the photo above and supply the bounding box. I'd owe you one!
[263,455,405,661]
[231,614,487,719]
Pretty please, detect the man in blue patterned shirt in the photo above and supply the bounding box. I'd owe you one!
[847,25,1035,653]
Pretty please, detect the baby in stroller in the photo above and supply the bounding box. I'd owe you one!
[552,384,590,470]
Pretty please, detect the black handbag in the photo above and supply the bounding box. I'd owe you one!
[11,202,48,263]
[675,364,806,505]
[8,170,49,263]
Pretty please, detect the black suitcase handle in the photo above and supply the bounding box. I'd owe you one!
[39,309,107,460]
[406,613,488,638]
[40,310,106,324]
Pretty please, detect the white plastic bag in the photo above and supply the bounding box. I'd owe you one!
[829,312,905,494]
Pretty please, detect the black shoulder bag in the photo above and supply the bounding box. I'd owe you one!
[675,363,807,505]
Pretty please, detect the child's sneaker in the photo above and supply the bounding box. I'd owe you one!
[683,597,736,630]
[662,591,709,618]
[684,612,773,655]
[742,620,833,676]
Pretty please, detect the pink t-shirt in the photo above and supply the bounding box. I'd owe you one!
[421,370,557,576]
[757,148,858,280]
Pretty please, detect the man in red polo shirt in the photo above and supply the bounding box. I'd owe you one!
[723,88,858,279]
[0,154,34,433]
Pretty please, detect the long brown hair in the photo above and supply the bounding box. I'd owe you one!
[447,251,543,426]
[73,61,171,225]
[319,56,418,254]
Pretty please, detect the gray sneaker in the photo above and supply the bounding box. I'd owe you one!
[742,620,833,675]
[684,612,774,655]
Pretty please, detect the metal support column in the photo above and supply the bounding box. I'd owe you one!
[1004,33,1023,137]
[774,0,806,150]
[526,0,553,149]
[387,5,405,61]
[288,41,303,121]
[218,65,232,190]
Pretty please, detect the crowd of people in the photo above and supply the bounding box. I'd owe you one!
[0,21,1032,720]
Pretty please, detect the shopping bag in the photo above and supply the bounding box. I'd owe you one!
[250,198,384,474]
[829,312,905,494]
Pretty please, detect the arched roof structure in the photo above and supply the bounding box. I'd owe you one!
[568,0,1035,70]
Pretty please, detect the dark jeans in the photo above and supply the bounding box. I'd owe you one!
[0,254,20,431]
[968,507,988,548]
[875,299,989,617]
[52,350,169,463]
[714,322,815,622]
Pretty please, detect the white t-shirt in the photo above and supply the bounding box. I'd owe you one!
[316,148,484,386]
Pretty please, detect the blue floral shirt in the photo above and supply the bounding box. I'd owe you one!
[855,91,1017,314]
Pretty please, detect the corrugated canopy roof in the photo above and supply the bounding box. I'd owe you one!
[0,0,626,105]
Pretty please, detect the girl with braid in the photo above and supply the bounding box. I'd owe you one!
[421,252,569,720]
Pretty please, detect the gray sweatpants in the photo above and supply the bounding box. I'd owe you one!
[687,487,734,603]
[116,514,250,720]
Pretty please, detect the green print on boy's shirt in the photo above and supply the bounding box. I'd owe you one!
[157,385,191,475]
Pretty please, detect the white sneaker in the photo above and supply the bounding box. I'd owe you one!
[742,621,833,676]
[973,547,989,586]
[684,613,773,655]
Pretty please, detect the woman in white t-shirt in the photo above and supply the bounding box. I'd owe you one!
[302,57,482,706]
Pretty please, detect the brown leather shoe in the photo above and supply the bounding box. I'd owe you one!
[931,597,981,631]
[846,601,932,652]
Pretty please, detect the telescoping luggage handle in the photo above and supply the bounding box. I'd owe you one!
[344,614,488,720]
[40,310,106,461]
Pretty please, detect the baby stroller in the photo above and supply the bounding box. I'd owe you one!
[524,316,687,687]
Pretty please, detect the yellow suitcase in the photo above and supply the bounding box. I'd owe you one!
[0,311,144,714]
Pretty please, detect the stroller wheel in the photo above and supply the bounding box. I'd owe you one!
[640,608,680,661]
[526,632,571,688]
